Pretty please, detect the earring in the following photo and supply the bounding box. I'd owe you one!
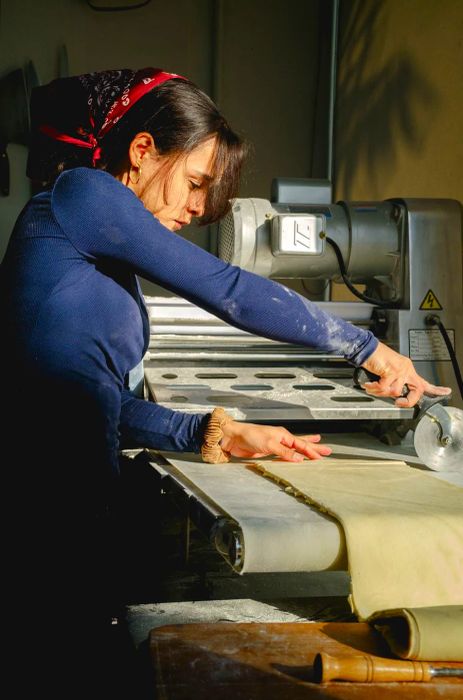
[129,161,142,185]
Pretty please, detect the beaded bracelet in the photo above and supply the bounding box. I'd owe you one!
[201,406,233,463]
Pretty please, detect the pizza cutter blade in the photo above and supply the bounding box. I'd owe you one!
[414,404,463,471]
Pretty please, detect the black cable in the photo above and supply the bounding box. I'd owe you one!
[324,237,462,397]
[86,0,151,11]
[426,315,463,400]
[324,236,392,307]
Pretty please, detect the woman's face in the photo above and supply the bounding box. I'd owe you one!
[128,136,217,231]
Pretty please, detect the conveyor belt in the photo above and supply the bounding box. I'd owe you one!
[149,436,462,575]
[151,454,345,573]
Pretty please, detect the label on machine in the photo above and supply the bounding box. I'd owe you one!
[409,329,455,361]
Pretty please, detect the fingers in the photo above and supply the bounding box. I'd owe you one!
[394,387,421,407]
[423,383,452,397]
[395,383,451,407]
[232,424,332,463]
[269,439,306,462]
[362,378,406,398]
[282,432,321,446]
[364,378,421,406]
[299,434,322,443]
[292,436,332,458]
[280,434,332,461]
[363,377,452,407]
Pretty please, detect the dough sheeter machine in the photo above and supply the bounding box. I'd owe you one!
[140,191,463,591]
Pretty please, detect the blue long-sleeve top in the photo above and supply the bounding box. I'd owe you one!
[1,167,377,471]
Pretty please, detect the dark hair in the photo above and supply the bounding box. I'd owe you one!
[99,80,245,225]
[97,79,245,224]
[28,78,246,225]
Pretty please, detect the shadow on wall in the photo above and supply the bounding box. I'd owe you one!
[335,0,440,199]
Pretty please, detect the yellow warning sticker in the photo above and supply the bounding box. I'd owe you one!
[419,289,443,310]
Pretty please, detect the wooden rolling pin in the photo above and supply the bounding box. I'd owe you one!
[314,652,463,683]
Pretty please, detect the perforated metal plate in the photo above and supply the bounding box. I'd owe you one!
[144,365,413,421]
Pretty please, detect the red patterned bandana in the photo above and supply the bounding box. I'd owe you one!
[29,67,185,173]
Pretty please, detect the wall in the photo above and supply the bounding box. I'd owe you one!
[331,0,463,302]
[335,0,463,205]
[217,0,321,197]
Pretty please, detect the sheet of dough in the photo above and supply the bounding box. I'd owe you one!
[370,605,463,661]
[159,453,345,572]
[254,459,463,620]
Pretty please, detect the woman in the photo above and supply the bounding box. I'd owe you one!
[0,68,448,694]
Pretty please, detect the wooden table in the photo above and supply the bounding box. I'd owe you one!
[149,622,463,698]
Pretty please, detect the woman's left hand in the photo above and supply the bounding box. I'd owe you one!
[361,341,452,407]
[220,421,332,461]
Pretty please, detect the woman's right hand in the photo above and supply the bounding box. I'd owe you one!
[361,341,451,407]
[220,420,332,462]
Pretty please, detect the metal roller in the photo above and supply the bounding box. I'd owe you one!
[414,405,463,471]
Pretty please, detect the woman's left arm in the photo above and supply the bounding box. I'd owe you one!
[52,169,377,363]
[53,169,449,407]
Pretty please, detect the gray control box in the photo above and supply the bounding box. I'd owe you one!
[271,214,325,255]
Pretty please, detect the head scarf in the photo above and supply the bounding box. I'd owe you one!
[27,67,185,182]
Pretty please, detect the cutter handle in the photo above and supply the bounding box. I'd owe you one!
[353,368,381,387]
[353,368,409,394]
[353,368,413,402]
[313,653,433,683]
